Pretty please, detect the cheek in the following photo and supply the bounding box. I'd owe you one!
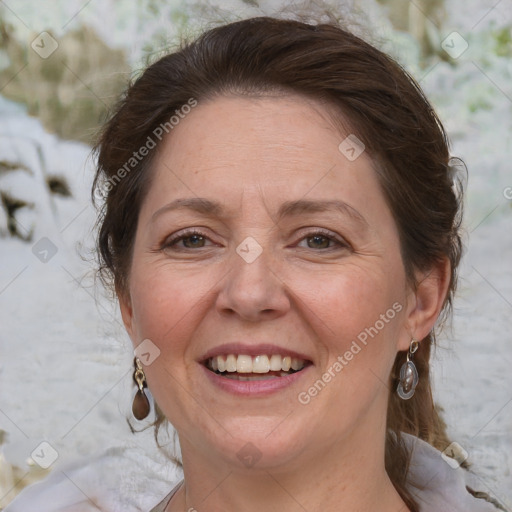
[304,263,406,399]
[127,258,216,353]
[307,262,404,337]
[128,253,405,352]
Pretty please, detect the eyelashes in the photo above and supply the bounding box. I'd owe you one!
[295,229,349,250]
[160,227,351,252]
[163,229,211,250]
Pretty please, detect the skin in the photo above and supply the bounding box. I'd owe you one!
[119,94,450,512]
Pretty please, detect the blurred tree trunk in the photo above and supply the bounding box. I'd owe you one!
[377,0,447,64]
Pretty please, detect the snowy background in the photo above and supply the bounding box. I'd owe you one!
[0,0,511,509]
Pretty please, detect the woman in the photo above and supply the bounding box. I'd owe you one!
[6,14,506,512]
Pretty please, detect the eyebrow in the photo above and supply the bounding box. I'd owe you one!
[151,197,369,228]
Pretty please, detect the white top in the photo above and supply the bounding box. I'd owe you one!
[4,434,501,512]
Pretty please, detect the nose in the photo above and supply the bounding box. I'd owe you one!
[215,239,291,322]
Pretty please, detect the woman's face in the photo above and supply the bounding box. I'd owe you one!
[120,94,415,470]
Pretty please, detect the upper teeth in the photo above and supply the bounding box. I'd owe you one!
[207,354,306,373]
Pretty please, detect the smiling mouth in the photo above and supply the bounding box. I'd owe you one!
[204,354,311,381]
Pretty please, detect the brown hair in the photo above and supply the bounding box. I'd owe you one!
[92,15,499,511]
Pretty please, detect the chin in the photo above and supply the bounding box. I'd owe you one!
[194,414,314,471]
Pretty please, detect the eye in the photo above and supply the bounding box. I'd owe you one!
[160,228,350,252]
[162,229,214,250]
[296,229,349,250]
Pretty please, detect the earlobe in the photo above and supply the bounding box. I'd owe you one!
[405,257,451,342]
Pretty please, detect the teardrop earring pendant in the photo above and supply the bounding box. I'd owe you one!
[397,338,419,400]
[132,357,151,420]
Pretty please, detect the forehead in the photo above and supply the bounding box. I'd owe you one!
[134,94,403,265]
[141,94,386,226]
[154,94,373,179]
[156,93,351,165]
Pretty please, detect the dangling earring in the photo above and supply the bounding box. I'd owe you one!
[397,338,419,400]
[132,357,151,420]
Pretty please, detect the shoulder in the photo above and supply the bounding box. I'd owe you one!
[402,433,503,512]
[4,444,183,512]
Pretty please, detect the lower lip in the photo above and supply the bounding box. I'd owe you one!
[200,363,312,396]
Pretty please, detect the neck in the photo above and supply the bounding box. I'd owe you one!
[167,420,409,512]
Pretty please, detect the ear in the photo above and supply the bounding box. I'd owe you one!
[117,286,136,341]
[399,257,451,350]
